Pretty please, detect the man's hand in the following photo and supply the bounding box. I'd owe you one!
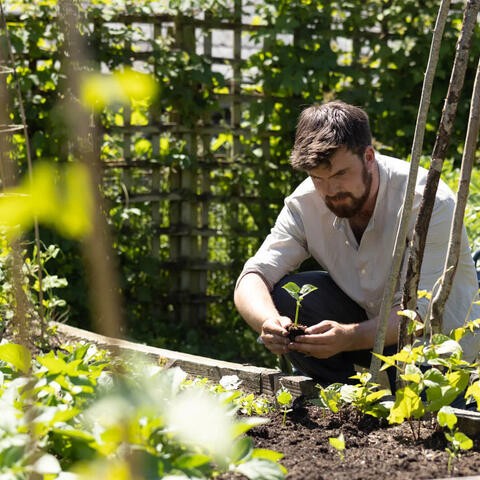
[260,316,292,355]
[288,320,355,358]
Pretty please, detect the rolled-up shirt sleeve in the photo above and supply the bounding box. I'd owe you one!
[236,200,310,291]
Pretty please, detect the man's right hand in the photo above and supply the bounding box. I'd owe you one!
[260,316,292,355]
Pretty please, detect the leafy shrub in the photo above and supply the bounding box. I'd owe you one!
[0,341,286,479]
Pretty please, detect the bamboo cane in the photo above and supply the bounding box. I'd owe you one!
[430,57,480,334]
[369,0,452,381]
[401,0,480,320]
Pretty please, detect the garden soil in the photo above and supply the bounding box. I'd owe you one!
[232,399,480,480]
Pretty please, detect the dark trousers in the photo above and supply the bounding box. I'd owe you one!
[271,271,397,388]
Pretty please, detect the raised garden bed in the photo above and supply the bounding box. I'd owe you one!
[54,322,480,480]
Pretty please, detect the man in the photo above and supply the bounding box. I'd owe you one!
[234,100,480,387]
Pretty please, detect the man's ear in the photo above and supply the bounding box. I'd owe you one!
[364,146,376,167]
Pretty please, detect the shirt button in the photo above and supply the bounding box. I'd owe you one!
[345,240,349,246]
[368,302,375,308]
[360,269,366,275]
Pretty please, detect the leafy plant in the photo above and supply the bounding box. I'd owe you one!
[276,387,293,425]
[315,372,391,420]
[0,341,287,479]
[314,310,480,452]
[281,282,317,327]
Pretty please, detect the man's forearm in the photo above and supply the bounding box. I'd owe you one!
[234,272,280,333]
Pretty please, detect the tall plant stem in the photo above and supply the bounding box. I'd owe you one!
[401,0,480,318]
[58,0,124,340]
[430,56,480,333]
[369,0,451,382]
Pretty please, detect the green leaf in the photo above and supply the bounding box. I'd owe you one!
[423,368,447,388]
[174,453,211,469]
[276,388,292,406]
[329,433,345,452]
[453,431,473,451]
[231,436,254,463]
[400,364,423,384]
[232,417,268,438]
[281,282,300,299]
[252,448,284,463]
[37,353,67,375]
[0,343,31,374]
[434,339,463,356]
[299,284,317,297]
[446,370,470,392]
[317,385,342,413]
[235,458,286,480]
[465,381,480,408]
[426,385,458,412]
[437,406,457,430]
[388,386,425,424]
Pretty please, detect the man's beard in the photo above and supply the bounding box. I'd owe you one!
[324,163,373,218]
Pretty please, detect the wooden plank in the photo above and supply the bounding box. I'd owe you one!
[53,322,293,396]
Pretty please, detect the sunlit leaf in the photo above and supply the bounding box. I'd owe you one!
[281,282,300,299]
[437,406,457,430]
[252,448,284,462]
[235,458,286,480]
[329,432,345,452]
[0,162,92,239]
[465,381,480,409]
[388,386,425,424]
[453,431,473,451]
[232,416,269,438]
[0,343,31,374]
[276,388,292,406]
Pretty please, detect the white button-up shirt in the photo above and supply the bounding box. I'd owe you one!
[238,153,480,362]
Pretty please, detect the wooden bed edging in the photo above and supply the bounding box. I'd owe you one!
[53,322,317,398]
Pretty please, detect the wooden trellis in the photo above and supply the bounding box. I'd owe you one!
[95,2,272,329]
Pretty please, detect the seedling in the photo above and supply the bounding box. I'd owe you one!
[437,406,473,474]
[276,387,293,425]
[329,433,346,461]
[281,282,317,327]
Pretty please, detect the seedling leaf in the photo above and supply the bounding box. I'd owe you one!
[329,433,346,460]
[282,282,301,298]
[276,388,293,407]
[437,406,457,430]
[299,284,317,297]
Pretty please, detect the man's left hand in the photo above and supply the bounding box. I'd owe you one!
[287,320,355,358]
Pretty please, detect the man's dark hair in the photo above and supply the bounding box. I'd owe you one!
[290,101,372,171]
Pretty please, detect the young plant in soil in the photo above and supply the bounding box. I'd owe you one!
[281,282,317,340]
[276,387,293,425]
[437,406,473,474]
[328,432,346,461]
